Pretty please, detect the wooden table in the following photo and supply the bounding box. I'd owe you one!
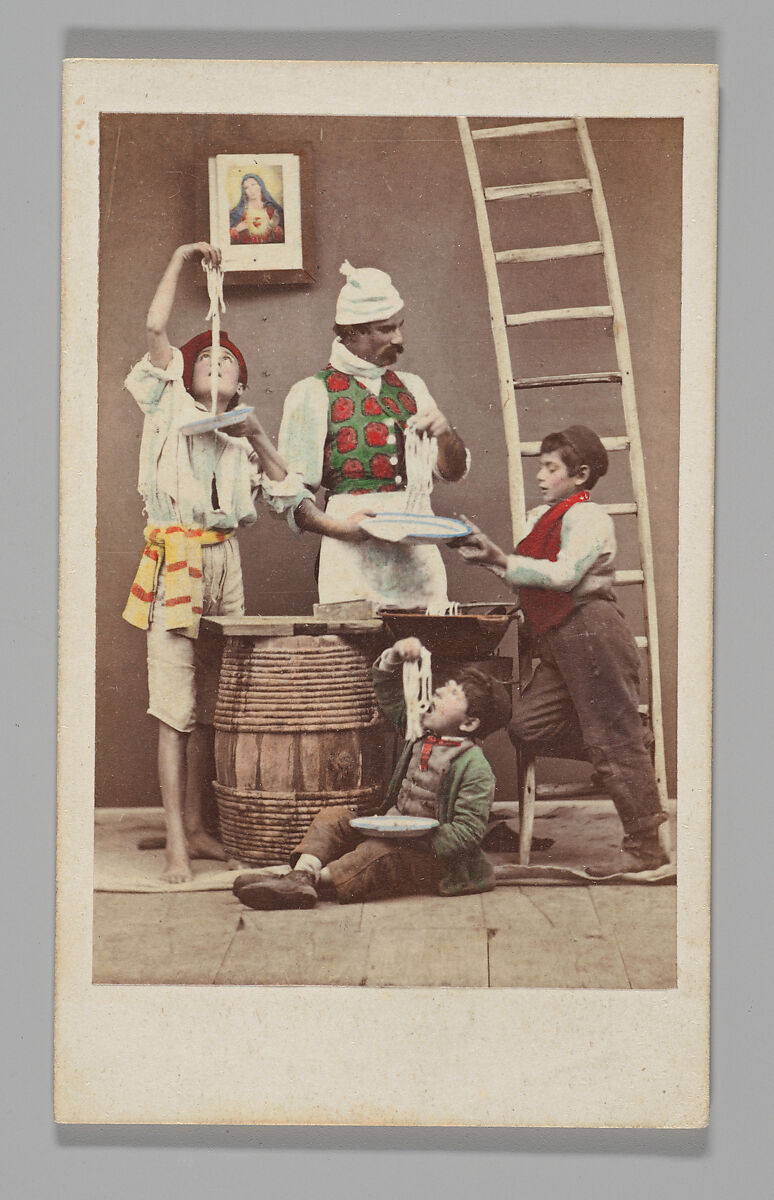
[204,614,384,639]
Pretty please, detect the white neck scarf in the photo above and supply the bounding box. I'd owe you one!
[329,337,388,381]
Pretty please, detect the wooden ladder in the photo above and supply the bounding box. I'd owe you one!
[457,115,668,864]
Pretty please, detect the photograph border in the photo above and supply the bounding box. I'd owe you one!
[57,58,716,1127]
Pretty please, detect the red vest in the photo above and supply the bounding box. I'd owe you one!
[515,491,590,636]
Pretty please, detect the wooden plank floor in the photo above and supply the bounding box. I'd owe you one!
[93,884,676,989]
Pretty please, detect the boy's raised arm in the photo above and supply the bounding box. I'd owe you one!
[371,637,424,733]
[145,242,222,369]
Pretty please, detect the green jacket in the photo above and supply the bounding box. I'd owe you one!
[372,663,496,896]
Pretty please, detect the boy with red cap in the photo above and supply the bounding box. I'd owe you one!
[458,424,669,874]
[122,242,306,882]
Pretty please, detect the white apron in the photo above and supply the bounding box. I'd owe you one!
[317,491,449,609]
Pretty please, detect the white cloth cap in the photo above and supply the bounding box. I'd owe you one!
[335,260,403,325]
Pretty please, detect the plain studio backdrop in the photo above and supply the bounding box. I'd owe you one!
[95,113,681,812]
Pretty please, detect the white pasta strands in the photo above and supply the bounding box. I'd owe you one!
[425,600,461,616]
[202,260,226,414]
[404,424,438,512]
[403,647,433,741]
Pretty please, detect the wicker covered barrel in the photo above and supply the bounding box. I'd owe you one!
[213,633,390,865]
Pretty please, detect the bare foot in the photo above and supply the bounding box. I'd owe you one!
[185,829,229,861]
[163,855,193,884]
[144,832,230,861]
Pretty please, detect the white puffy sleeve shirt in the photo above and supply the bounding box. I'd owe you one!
[125,349,309,530]
[500,501,617,600]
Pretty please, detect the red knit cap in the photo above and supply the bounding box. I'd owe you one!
[180,330,248,398]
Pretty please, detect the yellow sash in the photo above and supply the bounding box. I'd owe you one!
[122,525,234,638]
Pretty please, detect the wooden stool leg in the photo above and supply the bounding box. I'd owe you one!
[514,625,536,866]
[519,757,536,865]
[658,819,672,857]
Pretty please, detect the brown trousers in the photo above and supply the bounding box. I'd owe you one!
[291,806,444,904]
[510,598,666,836]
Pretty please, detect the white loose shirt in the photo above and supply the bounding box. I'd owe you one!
[501,501,617,600]
[125,348,308,530]
[277,338,469,607]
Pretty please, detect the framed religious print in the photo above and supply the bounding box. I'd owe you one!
[208,151,314,284]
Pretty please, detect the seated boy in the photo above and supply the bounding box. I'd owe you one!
[233,637,512,909]
[457,424,669,874]
[122,241,307,883]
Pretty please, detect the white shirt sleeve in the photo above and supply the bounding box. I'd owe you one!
[124,347,185,415]
[277,377,330,490]
[504,502,616,592]
[257,466,316,518]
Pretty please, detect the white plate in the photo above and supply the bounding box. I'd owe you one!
[179,404,254,436]
[359,512,472,544]
[349,815,439,839]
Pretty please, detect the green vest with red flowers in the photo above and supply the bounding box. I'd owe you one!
[316,365,419,495]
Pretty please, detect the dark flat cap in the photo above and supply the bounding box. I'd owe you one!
[561,424,609,478]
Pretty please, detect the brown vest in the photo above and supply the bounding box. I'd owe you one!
[395,737,474,819]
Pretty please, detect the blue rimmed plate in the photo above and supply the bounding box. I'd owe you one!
[349,815,439,839]
[179,404,254,436]
[359,512,472,544]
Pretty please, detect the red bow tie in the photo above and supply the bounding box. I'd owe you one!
[419,734,462,770]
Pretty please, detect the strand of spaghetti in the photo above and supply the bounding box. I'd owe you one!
[202,261,226,414]
[425,600,461,615]
[403,647,433,741]
[404,424,438,513]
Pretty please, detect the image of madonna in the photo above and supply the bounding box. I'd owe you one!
[229,172,285,245]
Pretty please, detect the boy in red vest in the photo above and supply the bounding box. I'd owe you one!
[458,424,669,873]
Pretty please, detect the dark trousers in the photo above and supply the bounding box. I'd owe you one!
[290,806,444,904]
[509,598,666,836]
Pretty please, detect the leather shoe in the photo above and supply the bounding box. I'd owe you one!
[237,869,318,910]
[586,832,670,878]
[233,870,280,897]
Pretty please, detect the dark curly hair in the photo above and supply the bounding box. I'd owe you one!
[455,668,512,741]
[539,429,608,490]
